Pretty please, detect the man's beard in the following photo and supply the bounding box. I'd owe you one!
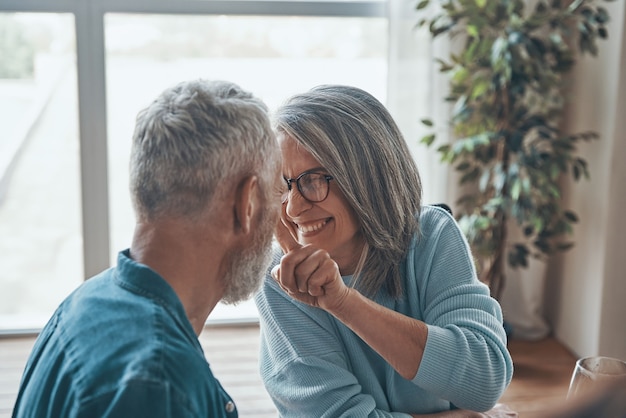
[220,205,275,305]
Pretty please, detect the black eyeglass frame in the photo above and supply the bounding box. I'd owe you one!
[282,170,334,203]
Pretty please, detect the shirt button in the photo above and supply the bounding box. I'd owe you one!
[225,401,235,413]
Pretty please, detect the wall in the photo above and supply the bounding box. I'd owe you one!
[545,0,626,360]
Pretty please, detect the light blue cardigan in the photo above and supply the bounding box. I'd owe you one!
[255,205,513,417]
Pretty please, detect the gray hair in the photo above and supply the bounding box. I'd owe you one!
[274,84,422,298]
[130,79,277,221]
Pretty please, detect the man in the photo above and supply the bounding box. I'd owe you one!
[12,79,282,417]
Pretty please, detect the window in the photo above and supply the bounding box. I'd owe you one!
[0,12,81,330]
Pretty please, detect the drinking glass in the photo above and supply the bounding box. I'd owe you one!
[567,356,626,400]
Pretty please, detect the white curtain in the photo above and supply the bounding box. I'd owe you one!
[386,0,452,207]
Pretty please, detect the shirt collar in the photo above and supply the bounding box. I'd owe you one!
[114,249,198,340]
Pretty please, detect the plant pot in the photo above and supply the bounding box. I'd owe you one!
[500,257,550,341]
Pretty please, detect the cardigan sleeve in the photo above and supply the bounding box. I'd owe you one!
[409,207,514,411]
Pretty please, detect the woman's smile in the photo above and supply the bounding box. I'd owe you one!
[296,217,331,235]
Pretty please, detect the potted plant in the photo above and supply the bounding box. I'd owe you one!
[416,0,611,301]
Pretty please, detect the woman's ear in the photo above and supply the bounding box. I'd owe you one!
[233,175,258,235]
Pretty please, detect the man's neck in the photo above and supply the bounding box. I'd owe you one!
[130,220,227,336]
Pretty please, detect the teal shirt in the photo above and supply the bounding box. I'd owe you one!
[13,250,237,418]
[255,205,513,417]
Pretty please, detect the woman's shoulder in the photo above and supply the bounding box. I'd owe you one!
[416,204,458,235]
[406,204,468,255]
[419,203,454,221]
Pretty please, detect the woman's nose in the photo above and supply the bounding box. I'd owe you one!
[284,188,312,218]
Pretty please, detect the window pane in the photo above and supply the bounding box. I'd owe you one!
[105,14,387,322]
[0,13,81,330]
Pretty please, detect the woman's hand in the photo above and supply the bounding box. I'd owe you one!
[272,218,350,312]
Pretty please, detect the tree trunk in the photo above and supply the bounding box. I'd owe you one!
[484,210,507,300]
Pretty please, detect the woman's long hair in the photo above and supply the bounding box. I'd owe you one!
[274,84,422,298]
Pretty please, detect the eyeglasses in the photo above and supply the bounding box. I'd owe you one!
[282,171,334,203]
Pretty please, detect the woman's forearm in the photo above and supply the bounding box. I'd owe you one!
[328,287,428,380]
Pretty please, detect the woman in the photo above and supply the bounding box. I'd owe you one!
[254,85,514,417]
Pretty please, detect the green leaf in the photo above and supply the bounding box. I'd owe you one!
[471,79,490,100]
[568,0,585,13]
[436,58,454,72]
[510,244,530,268]
[475,215,492,230]
[467,25,479,39]
[421,118,434,127]
[452,67,470,84]
[519,254,528,267]
[510,179,521,201]
[493,166,506,195]
[460,167,481,184]
[463,139,476,152]
[534,238,551,254]
[556,242,575,251]
[430,15,454,37]
[479,168,491,192]
[522,177,531,194]
[548,184,561,198]
[596,8,610,24]
[438,144,454,162]
[416,0,430,10]
[564,210,578,222]
[550,164,561,180]
[508,251,519,268]
[491,37,509,66]
[523,225,534,236]
[420,134,436,146]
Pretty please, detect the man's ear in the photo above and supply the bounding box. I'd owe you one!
[233,175,258,235]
